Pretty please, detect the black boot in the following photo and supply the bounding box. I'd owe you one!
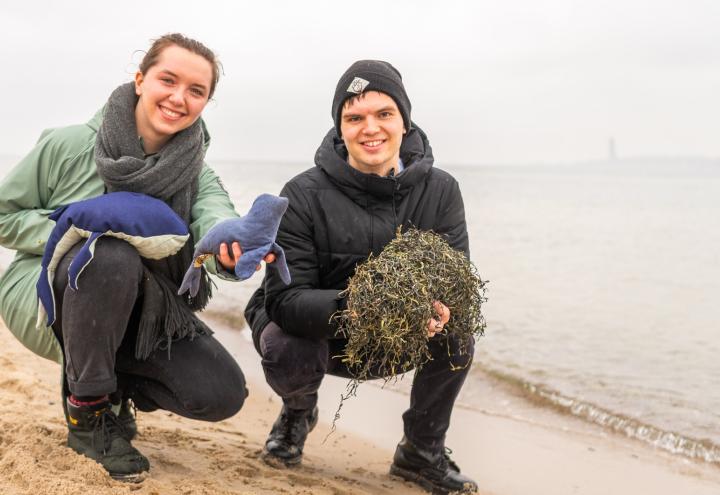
[262,405,319,466]
[66,397,150,481]
[111,396,138,441]
[390,437,478,494]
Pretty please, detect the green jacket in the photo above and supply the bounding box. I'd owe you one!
[0,110,239,364]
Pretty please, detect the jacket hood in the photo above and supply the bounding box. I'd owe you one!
[314,122,434,199]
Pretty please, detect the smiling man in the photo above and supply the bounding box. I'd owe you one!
[244,60,478,494]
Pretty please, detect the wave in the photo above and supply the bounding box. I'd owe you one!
[477,365,720,465]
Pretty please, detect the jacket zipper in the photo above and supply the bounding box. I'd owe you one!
[389,169,399,232]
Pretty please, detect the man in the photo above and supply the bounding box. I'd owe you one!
[245,60,478,494]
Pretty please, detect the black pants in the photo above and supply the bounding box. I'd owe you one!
[52,237,247,422]
[259,321,474,453]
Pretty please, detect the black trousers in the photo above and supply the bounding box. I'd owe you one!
[52,237,247,421]
[259,321,474,453]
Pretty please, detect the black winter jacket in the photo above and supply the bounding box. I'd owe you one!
[244,125,469,349]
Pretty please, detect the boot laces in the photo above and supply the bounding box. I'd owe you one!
[91,408,129,454]
[121,398,137,420]
[279,409,307,444]
[442,446,460,472]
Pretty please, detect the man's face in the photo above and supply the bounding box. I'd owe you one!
[340,91,405,176]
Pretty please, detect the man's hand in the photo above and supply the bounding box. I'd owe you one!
[427,300,450,338]
[216,241,276,272]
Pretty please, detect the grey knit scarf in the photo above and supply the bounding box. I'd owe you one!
[95,82,213,360]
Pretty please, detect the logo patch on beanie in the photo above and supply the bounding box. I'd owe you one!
[347,77,369,94]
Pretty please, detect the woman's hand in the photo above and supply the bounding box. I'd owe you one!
[216,242,276,272]
[427,301,450,338]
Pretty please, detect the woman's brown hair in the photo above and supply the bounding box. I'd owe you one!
[139,33,221,98]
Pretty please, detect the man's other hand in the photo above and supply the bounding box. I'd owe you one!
[427,300,450,338]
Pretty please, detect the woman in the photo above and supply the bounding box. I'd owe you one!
[0,34,269,480]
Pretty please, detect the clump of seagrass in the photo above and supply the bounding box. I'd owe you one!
[324,228,487,438]
[337,227,486,379]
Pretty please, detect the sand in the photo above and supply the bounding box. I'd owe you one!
[0,320,426,495]
[1,317,719,495]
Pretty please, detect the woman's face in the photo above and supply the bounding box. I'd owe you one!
[134,44,213,152]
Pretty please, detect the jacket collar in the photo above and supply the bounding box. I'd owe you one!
[314,123,434,199]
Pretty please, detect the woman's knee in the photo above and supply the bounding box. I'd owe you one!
[181,365,248,421]
[88,237,144,285]
[186,389,247,422]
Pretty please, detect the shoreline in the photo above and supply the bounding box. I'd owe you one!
[214,321,720,495]
[1,317,720,494]
[196,276,720,468]
[3,152,720,484]
[204,281,720,468]
[461,362,720,465]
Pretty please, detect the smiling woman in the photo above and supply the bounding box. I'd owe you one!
[134,44,215,153]
[0,33,261,481]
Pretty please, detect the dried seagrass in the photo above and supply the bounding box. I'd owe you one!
[335,228,487,383]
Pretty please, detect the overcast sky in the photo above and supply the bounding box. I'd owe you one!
[1,0,718,165]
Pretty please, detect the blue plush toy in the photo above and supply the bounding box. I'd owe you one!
[178,193,291,297]
[36,192,190,327]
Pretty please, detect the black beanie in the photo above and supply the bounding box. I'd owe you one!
[332,60,412,138]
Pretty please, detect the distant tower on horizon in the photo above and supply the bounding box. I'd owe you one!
[608,137,618,161]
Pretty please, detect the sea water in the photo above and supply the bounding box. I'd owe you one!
[453,159,720,462]
[1,156,718,463]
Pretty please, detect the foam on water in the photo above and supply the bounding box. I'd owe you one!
[471,363,720,464]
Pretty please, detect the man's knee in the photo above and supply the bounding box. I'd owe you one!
[260,323,328,397]
[430,333,475,369]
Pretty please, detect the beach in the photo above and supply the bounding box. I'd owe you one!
[0,318,424,495]
[3,156,719,467]
[1,156,719,495]
[1,316,719,495]
[1,1,719,490]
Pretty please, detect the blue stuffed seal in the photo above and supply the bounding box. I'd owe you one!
[36,192,190,327]
[178,193,291,297]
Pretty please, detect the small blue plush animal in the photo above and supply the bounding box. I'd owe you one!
[178,193,291,297]
[36,192,190,327]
